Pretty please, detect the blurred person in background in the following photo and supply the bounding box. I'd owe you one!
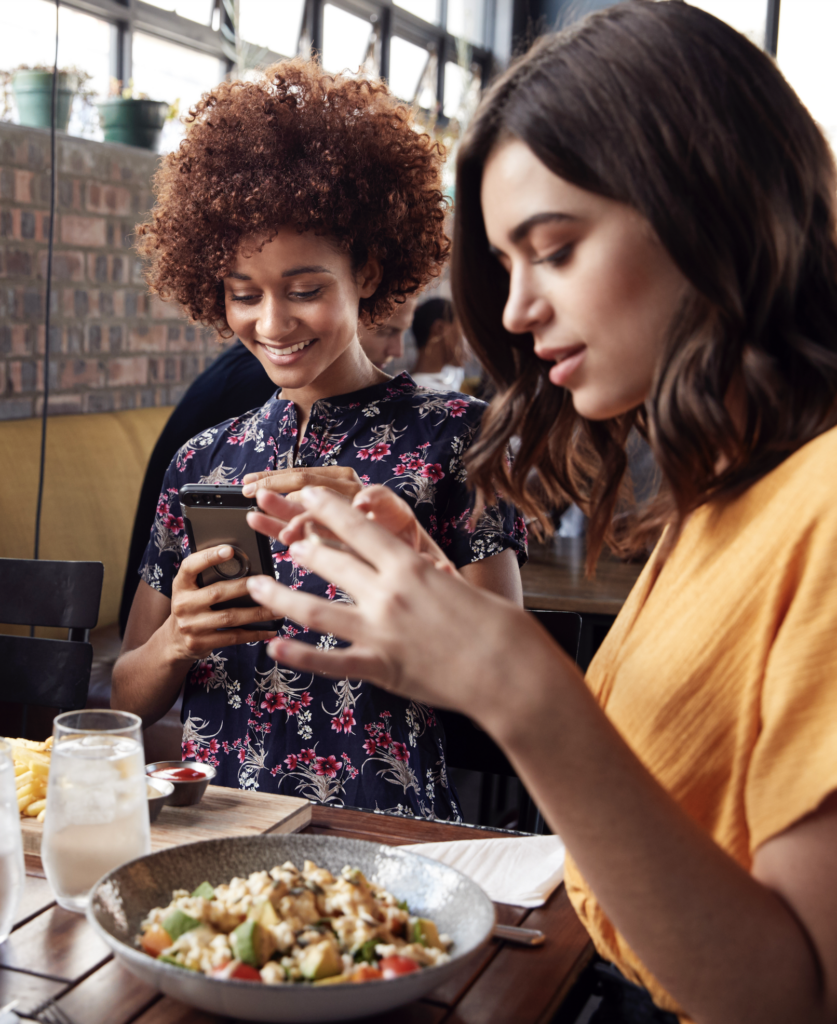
[410,297,467,391]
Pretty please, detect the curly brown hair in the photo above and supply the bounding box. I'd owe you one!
[137,60,450,336]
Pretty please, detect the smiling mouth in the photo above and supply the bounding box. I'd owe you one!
[258,338,315,356]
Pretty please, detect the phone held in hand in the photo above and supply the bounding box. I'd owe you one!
[179,484,279,631]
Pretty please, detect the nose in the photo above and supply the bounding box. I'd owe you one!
[256,295,297,342]
[502,264,552,336]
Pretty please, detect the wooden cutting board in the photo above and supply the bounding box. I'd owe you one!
[20,786,312,858]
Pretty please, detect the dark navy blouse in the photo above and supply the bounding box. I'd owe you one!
[139,373,526,821]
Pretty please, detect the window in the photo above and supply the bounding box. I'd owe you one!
[238,0,306,60]
[778,0,837,151]
[687,0,768,48]
[142,0,216,25]
[388,36,434,106]
[446,0,485,47]
[321,4,375,75]
[395,0,439,25]
[131,33,225,152]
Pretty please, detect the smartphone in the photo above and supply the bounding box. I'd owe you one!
[179,484,280,631]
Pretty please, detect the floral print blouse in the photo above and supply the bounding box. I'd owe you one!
[139,372,526,821]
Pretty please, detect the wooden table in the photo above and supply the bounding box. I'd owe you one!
[522,536,643,616]
[2,806,592,1023]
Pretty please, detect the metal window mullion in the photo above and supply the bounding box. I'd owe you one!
[765,0,780,57]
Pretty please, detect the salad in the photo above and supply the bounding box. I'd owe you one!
[138,859,452,984]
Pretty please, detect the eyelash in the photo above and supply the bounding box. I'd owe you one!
[536,244,573,267]
[229,287,322,304]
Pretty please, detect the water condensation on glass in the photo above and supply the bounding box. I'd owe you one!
[0,743,25,945]
[777,0,837,154]
[388,36,434,107]
[394,0,439,26]
[321,4,375,75]
[142,0,215,23]
[446,0,485,47]
[131,32,226,153]
[238,0,306,59]
[47,736,146,830]
[0,0,111,140]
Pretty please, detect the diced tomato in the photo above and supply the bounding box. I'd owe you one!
[379,956,421,979]
[141,924,173,957]
[351,964,383,983]
[211,961,263,982]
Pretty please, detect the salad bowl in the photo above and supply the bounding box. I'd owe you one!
[86,832,496,1022]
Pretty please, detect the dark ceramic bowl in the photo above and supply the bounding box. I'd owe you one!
[145,760,215,806]
[146,776,174,823]
[86,833,496,1023]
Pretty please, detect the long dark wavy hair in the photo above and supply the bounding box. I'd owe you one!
[454,0,837,568]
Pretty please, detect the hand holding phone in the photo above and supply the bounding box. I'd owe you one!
[167,544,279,661]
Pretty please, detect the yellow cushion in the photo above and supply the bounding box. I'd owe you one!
[0,407,173,629]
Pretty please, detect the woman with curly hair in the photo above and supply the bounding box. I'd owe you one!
[245,5,837,1022]
[111,60,525,819]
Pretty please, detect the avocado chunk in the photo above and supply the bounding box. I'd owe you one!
[299,939,344,981]
[231,919,276,968]
[247,897,279,929]
[412,917,444,949]
[161,909,201,942]
[191,881,215,900]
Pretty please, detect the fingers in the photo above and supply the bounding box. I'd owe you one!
[354,486,451,564]
[291,487,410,570]
[242,466,361,498]
[263,637,391,686]
[177,545,236,586]
[247,575,364,637]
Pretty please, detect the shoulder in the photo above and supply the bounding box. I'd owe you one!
[387,374,486,426]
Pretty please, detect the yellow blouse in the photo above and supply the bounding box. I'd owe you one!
[564,425,837,1021]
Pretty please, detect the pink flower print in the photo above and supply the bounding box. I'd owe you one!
[326,583,337,600]
[380,711,391,718]
[237,748,247,763]
[393,465,406,476]
[194,747,208,763]
[208,739,219,754]
[363,739,377,755]
[299,691,312,707]
[406,456,425,471]
[392,741,409,762]
[340,709,356,732]
[162,512,184,533]
[360,475,371,484]
[378,731,392,750]
[315,755,343,778]
[368,442,391,461]
[285,754,299,771]
[222,741,230,754]
[183,740,196,758]
[445,398,469,417]
[192,661,214,687]
[261,692,287,713]
[299,748,316,764]
[421,463,444,483]
[270,765,281,776]
[356,448,370,461]
[286,699,301,715]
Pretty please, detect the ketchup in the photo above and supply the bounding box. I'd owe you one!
[149,766,207,782]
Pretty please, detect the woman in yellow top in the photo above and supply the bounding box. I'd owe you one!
[242,3,837,1022]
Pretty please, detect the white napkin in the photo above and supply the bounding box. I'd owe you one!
[408,834,566,908]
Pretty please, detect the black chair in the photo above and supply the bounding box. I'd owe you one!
[438,609,582,833]
[0,558,104,734]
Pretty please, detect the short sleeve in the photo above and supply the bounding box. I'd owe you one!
[137,455,190,599]
[433,491,527,570]
[746,508,837,851]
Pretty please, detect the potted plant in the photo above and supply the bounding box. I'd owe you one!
[97,79,178,151]
[1,65,93,132]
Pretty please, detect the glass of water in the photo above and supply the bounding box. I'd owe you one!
[0,739,25,944]
[41,710,150,913]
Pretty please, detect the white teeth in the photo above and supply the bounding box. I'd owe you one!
[263,339,313,355]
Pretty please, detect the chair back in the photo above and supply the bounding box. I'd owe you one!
[0,558,104,712]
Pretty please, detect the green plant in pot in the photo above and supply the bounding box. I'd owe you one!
[1,65,94,131]
[97,79,178,151]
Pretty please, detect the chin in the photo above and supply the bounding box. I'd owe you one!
[570,389,645,422]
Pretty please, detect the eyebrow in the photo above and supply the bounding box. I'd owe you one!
[224,265,333,281]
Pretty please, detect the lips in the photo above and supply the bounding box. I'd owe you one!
[257,337,316,366]
[538,344,586,388]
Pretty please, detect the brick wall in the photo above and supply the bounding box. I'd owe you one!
[0,122,221,420]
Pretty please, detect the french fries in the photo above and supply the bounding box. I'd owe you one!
[3,736,52,823]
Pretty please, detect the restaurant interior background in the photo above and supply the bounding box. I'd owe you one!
[0,0,834,825]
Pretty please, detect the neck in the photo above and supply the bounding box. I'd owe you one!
[280,341,388,437]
